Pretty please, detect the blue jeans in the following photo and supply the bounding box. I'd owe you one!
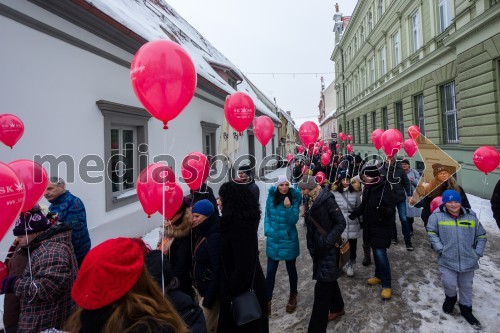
[372,247,391,288]
[266,257,298,301]
[392,200,411,242]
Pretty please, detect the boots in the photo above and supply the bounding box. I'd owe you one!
[286,293,297,313]
[442,295,457,314]
[459,304,481,328]
[346,260,354,277]
[362,244,371,266]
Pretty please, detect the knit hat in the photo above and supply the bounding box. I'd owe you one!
[298,175,317,190]
[192,199,215,217]
[361,164,381,178]
[238,165,253,176]
[401,159,410,165]
[432,163,455,177]
[13,205,52,236]
[275,175,290,187]
[442,189,462,205]
[71,237,145,310]
[337,170,349,182]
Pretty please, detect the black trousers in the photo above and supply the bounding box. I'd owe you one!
[308,280,344,333]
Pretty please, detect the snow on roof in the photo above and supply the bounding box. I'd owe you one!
[85,0,279,122]
[319,109,336,126]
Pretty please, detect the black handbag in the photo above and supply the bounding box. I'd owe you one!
[228,256,262,326]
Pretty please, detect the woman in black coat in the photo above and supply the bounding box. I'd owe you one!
[217,182,268,333]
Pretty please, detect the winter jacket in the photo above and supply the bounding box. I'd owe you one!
[332,184,362,240]
[244,180,260,204]
[264,187,301,261]
[419,184,470,224]
[427,206,487,272]
[490,179,500,229]
[13,224,78,333]
[48,190,91,261]
[292,165,303,183]
[380,163,411,203]
[192,215,221,309]
[350,178,396,248]
[305,188,346,282]
[3,244,28,329]
[405,168,422,218]
[189,183,217,210]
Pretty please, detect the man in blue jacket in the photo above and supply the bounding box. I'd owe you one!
[44,177,91,266]
[427,190,487,329]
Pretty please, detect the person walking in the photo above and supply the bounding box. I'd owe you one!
[264,175,301,315]
[237,165,260,204]
[400,159,421,235]
[299,175,346,333]
[427,190,487,329]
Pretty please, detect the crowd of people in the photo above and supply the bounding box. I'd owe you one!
[0,146,494,333]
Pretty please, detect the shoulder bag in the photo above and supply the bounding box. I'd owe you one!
[309,215,350,269]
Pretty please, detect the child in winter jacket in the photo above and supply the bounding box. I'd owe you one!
[427,189,487,329]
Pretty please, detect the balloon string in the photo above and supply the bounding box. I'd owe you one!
[160,129,167,296]
[478,173,489,221]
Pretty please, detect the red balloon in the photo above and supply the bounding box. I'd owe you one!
[0,261,7,282]
[321,153,330,166]
[253,116,274,146]
[336,143,341,149]
[158,182,184,220]
[371,129,384,150]
[403,139,418,158]
[473,146,500,175]
[346,144,353,153]
[313,148,320,155]
[315,171,326,185]
[381,129,403,158]
[130,40,196,129]
[347,135,352,142]
[339,132,347,141]
[302,165,309,175]
[181,152,210,191]
[408,125,421,140]
[319,140,325,147]
[0,162,25,242]
[8,160,47,213]
[224,92,256,134]
[286,154,294,163]
[299,121,319,147]
[0,114,24,149]
[430,196,443,213]
[297,146,305,154]
[137,163,176,217]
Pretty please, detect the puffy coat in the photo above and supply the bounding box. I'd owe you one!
[419,183,470,225]
[427,206,487,272]
[380,163,411,203]
[351,178,395,248]
[305,189,346,282]
[264,186,301,261]
[332,184,362,240]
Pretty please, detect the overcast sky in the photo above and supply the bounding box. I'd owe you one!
[166,0,356,126]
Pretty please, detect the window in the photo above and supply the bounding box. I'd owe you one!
[368,12,373,32]
[97,100,150,211]
[379,46,386,76]
[352,120,356,143]
[227,77,237,90]
[354,37,357,51]
[372,111,377,131]
[360,26,365,42]
[201,121,221,173]
[354,75,358,95]
[393,31,400,66]
[379,0,385,19]
[395,101,404,133]
[441,82,459,143]
[382,107,388,130]
[361,67,366,90]
[414,94,426,135]
[364,115,368,143]
[411,10,420,52]
[357,118,361,145]
[438,0,451,33]
[369,57,375,83]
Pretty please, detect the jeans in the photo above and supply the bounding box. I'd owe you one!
[372,247,391,288]
[392,200,411,242]
[308,280,344,333]
[266,258,298,301]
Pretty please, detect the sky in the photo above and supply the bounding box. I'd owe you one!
[166,0,357,126]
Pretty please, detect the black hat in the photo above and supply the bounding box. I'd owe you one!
[238,165,253,176]
[337,170,350,182]
[401,159,410,165]
[13,205,52,236]
[432,163,456,177]
[361,165,381,178]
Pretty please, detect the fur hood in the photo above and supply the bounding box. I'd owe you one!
[331,179,361,192]
[164,208,193,239]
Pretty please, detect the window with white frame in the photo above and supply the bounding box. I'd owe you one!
[379,0,385,19]
[393,31,400,66]
[414,94,426,135]
[110,127,136,196]
[441,82,459,143]
[438,0,451,33]
[354,37,357,51]
[379,46,386,76]
[368,11,373,32]
[395,101,404,133]
[361,66,366,90]
[360,26,365,42]
[369,57,375,83]
[411,10,420,52]
[354,75,358,95]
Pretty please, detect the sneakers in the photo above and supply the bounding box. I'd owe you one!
[459,303,481,328]
[405,240,414,251]
[381,288,392,300]
[391,238,398,245]
[286,293,297,313]
[367,277,382,285]
[328,309,345,321]
[442,295,457,314]
[346,262,354,277]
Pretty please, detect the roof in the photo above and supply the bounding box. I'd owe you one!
[319,109,336,126]
[85,0,280,122]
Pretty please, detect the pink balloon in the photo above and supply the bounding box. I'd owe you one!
[371,129,384,150]
[381,129,403,158]
[319,140,325,147]
[130,40,197,129]
[253,116,274,146]
[158,182,184,220]
[346,144,353,153]
[224,92,256,134]
[347,135,352,142]
[181,152,210,191]
[0,162,25,241]
[336,143,340,149]
[430,196,443,213]
[0,114,24,149]
[8,160,47,213]
[408,125,421,140]
[299,121,319,147]
[321,153,330,166]
[297,146,305,154]
[302,165,309,175]
[403,139,418,158]
[313,148,320,155]
[286,154,294,163]
[473,146,500,175]
[315,171,326,185]
[339,132,347,141]
[137,163,176,217]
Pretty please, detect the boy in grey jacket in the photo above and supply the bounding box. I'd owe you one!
[427,189,487,328]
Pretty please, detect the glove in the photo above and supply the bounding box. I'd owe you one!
[1,275,19,294]
[348,211,357,220]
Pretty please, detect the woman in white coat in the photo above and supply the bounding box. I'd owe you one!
[331,170,362,277]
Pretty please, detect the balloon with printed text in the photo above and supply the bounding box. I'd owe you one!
[371,129,384,150]
[253,116,274,146]
[0,114,24,149]
[0,162,25,242]
[181,152,210,191]
[472,146,500,175]
[381,129,403,158]
[403,139,418,158]
[408,125,421,140]
[299,121,319,147]
[130,40,197,129]
[224,92,256,135]
[158,182,184,220]
[8,160,47,213]
[137,163,176,217]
